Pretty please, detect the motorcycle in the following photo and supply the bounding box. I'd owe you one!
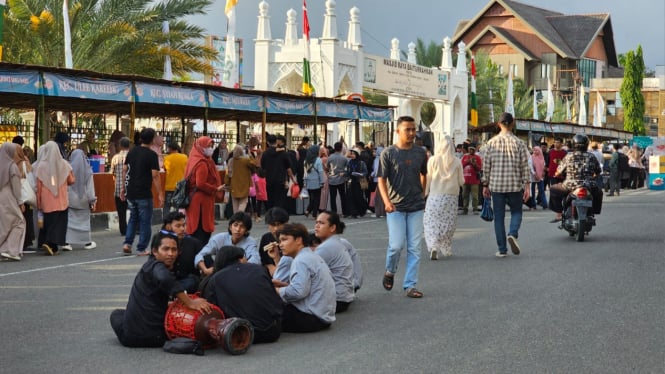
[559,178,596,242]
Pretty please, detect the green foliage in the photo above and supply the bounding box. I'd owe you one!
[3,0,218,78]
[362,90,388,106]
[471,51,567,125]
[619,45,646,135]
[420,102,435,126]
[414,38,442,68]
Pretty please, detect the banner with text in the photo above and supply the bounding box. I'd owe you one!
[42,73,132,101]
[363,54,450,101]
[316,101,358,119]
[208,91,263,112]
[265,97,314,116]
[135,83,206,106]
[0,69,41,95]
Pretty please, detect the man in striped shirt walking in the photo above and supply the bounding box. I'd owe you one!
[481,112,531,258]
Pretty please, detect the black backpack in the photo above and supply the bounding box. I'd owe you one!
[170,162,201,209]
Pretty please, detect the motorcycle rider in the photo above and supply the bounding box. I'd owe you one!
[548,134,602,223]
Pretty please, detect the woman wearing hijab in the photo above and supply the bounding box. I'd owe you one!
[344,148,368,218]
[424,135,464,260]
[62,149,97,251]
[303,145,324,218]
[529,146,547,210]
[15,146,35,252]
[34,141,75,255]
[371,146,385,217]
[54,131,70,159]
[318,146,330,212]
[0,143,27,261]
[185,136,224,246]
[225,144,257,214]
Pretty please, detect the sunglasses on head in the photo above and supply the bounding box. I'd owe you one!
[159,229,179,238]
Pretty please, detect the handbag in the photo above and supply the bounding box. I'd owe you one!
[20,163,37,207]
[480,197,494,222]
[290,182,301,199]
[359,177,369,190]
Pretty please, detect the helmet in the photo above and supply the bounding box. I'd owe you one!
[572,134,589,152]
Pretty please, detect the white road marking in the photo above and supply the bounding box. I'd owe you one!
[0,256,136,278]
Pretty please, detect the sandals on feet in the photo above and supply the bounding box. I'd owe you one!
[382,272,394,291]
[122,245,132,256]
[405,288,423,298]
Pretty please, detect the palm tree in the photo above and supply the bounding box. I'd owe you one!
[3,0,217,77]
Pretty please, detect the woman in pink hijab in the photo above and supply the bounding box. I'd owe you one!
[529,146,547,210]
[184,136,223,245]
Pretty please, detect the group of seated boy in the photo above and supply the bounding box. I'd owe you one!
[110,207,363,348]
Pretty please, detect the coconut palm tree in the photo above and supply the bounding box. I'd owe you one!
[3,0,217,77]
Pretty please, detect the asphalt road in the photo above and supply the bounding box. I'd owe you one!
[1,188,664,373]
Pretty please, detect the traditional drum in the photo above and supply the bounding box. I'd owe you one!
[164,294,254,355]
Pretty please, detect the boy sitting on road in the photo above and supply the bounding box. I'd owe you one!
[271,223,336,333]
[110,231,212,348]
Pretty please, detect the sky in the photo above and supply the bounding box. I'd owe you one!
[189,0,665,86]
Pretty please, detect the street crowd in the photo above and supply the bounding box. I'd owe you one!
[0,114,653,352]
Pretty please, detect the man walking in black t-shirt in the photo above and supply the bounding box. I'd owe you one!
[121,128,162,255]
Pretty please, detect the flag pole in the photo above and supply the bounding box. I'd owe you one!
[302,0,314,96]
[63,0,73,68]
[0,0,6,61]
[223,0,239,88]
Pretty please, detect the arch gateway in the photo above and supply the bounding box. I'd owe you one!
[253,0,469,147]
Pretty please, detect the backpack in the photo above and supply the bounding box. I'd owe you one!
[170,162,201,209]
[170,179,192,209]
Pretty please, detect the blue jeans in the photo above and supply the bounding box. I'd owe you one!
[491,192,523,254]
[385,209,424,290]
[124,198,153,252]
[530,181,547,208]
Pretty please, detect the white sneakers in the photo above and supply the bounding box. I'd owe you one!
[507,235,521,255]
[60,242,96,251]
[1,253,21,261]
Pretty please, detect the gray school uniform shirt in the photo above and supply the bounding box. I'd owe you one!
[376,145,428,212]
[315,235,355,303]
[340,237,363,290]
[194,232,260,267]
[272,256,293,283]
[279,248,336,324]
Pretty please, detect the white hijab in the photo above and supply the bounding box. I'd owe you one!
[430,134,460,179]
[34,141,72,196]
[69,149,92,198]
[0,142,20,187]
[426,134,462,194]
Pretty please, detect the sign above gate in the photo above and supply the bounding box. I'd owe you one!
[362,54,450,101]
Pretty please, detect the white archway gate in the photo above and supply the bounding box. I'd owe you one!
[254,0,469,146]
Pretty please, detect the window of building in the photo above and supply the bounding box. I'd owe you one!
[540,64,551,78]
[577,59,597,87]
[499,65,504,75]
[607,100,616,116]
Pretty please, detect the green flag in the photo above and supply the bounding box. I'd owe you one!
[0,0,6,61]
[302,0,314,96]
